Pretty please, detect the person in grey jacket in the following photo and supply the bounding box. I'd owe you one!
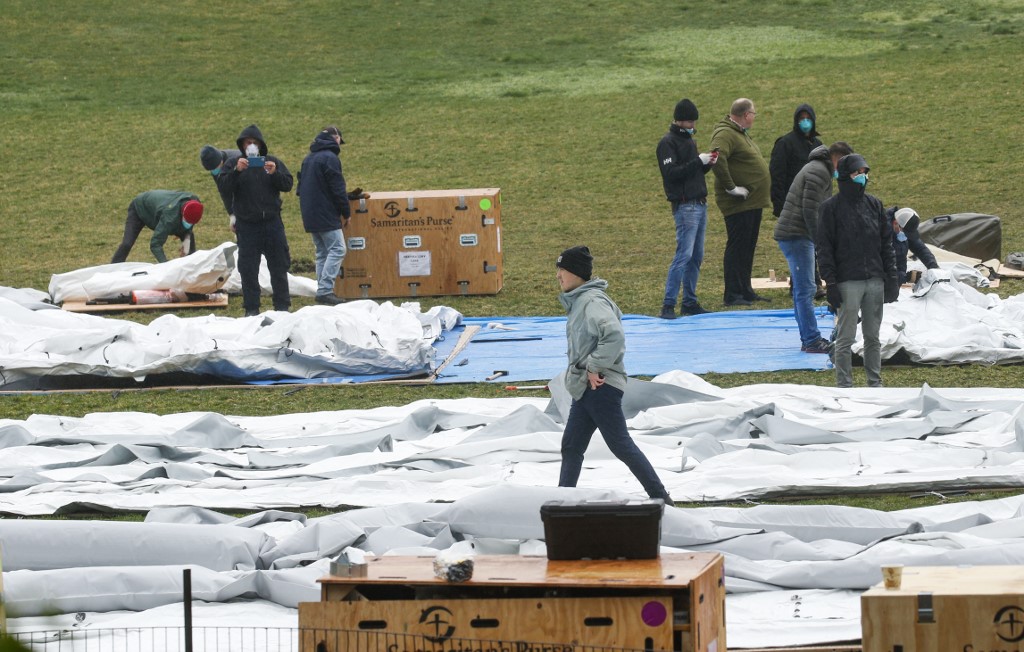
[555,246,673,503]
[774,141,852,353]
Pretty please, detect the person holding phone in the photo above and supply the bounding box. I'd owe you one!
[217,124,294,316]
[656,98,719,319]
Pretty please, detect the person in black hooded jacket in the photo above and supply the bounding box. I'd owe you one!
[217,124,294,316]
[816,153,898,388]
[297,125,350,306]
[770,103,822,218]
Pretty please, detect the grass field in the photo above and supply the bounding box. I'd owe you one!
[3,0,1024,508]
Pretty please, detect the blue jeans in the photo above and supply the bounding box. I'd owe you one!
[559,384,670,500]
[311,229,346,297]
[662,201,707,307]
[834,278,884,388]
[778,237,821,346]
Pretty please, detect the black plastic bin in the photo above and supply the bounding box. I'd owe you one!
[540,499,664,560]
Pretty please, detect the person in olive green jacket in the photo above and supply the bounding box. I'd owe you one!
[709,98,771,306]
[111,190,204,263]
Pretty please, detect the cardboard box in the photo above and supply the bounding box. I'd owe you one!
[335,188,502,299]
[862,565,1024,652]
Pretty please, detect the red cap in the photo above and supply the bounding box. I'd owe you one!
[182,200,204,225]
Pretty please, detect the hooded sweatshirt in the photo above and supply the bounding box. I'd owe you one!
[709,117,770,217]
[297,130,350,233]
[216,124,294,223]
[774,144,833,241]
[559,278,627,400]
[769,103,823,216]
[816,156,896,285]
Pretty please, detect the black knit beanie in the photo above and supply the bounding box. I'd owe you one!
[674,99,699,122]
[199,145,224,171]
[555,246,593,281]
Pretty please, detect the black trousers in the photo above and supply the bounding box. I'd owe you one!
[236,217,291,314]
[722,208,762,301]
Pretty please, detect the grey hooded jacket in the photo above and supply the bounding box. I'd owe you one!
[558,278,628,400]
[774,144,833,242]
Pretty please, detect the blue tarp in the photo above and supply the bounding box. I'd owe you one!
[435,308,834,383]
[254,307,834,385]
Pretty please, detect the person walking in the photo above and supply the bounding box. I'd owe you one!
[710,98,771,306]
[656,98,718,319]
[555,245,673,503]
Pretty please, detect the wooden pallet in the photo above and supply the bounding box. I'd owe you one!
[61,293,229,313]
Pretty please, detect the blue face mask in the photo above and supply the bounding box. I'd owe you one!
[832,170,839,179]
[852,173,868,187]
[896,230,908,242]
[181,219,193,230]
[798,118,812,134]
[684,127,696,135]
[209,168,221,177]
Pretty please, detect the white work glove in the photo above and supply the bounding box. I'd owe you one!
[229,214,237,233]
[726,186,749,199]
[698,153,712,165]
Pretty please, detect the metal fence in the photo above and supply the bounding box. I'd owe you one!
[5,627,656,652]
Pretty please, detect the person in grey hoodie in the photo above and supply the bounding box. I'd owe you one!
[555,246,673,503]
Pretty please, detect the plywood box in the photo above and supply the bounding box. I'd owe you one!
[862,565,1024,652]
[335,188,502,299]
[299,553,725,652]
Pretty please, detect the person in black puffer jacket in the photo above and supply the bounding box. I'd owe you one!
[217,124,294,316]
[816,153,897,388]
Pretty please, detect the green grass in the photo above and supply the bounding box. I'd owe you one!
[2,0,1024,512]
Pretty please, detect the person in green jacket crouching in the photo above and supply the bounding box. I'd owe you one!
[111,190,204,263]
[555,245,673,504]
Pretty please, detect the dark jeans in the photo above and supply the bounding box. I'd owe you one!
[236,218,291,313]
[558,383,670,501]
[723,208,762,301]
[111,203,194,264]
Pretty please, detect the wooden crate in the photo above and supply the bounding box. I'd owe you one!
[862,565,1024,652]
[334,188,502,299]
[299,553,725,652]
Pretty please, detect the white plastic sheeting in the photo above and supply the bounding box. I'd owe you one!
[5,377,1024,647]
[0,299,462,388]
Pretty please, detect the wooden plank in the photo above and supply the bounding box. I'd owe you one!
[299,596,674,652]
[62,293,229,313]
[317,553,719,590]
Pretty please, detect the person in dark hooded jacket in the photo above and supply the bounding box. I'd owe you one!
[216,124,294,316]
[816,153,898,388]
[770,103,823,218]
[297,125,350,305]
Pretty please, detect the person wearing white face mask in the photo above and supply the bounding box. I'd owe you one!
[886,206,939,285]
[815,153,898,388]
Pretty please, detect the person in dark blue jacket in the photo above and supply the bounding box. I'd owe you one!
[297,126,350,305]
[216,124,294,316]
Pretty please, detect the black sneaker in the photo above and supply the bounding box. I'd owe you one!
[244,310,260,317]
[723,296,752,306]
[659,305,678,320]
[747,293,771,302]
[801,337,831,354]
[315,294,344,306]
[680,303,710,316]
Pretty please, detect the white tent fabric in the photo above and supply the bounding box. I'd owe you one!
[5,376,1024,647]
[47,242,318,305]
[0,299,462,388]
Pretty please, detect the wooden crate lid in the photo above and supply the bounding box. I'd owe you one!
[864,565,1024,596]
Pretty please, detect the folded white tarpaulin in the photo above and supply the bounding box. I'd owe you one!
[0,299,462,388]
[47,242,318,304]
